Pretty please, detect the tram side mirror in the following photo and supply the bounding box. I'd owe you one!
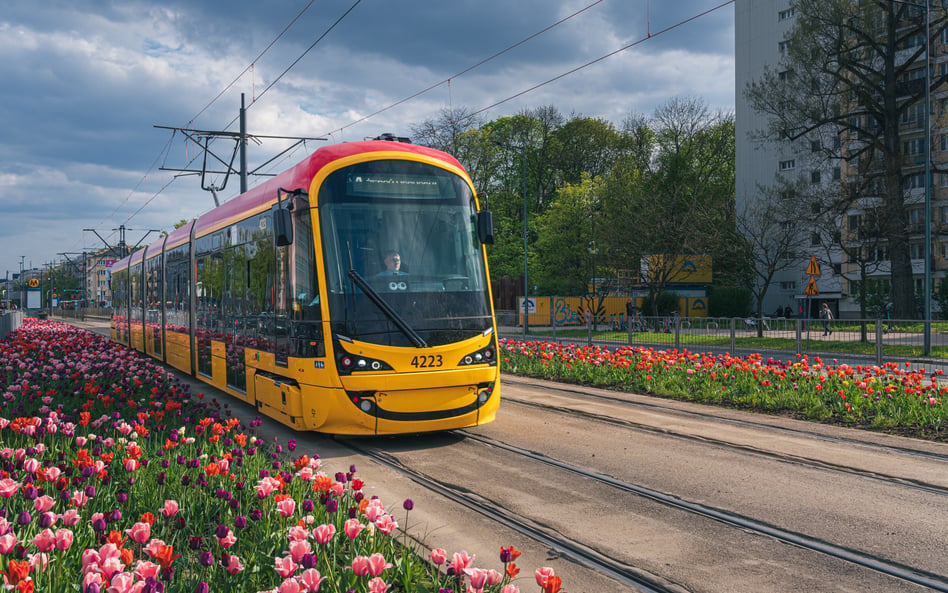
[477,210,494,245]
[275,208,294,246]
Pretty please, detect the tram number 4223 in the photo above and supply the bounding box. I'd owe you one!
[410,354,443,369]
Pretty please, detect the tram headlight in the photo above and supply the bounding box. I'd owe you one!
[458,345,496,367]
[335,347,392,375]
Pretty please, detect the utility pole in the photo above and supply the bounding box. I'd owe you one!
[156,94,325,206]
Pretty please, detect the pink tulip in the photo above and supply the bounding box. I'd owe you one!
[217,530,237,549]
[274,555,298,578]
[29,551,49,572]
[54,529,74,551]
[60,509,81,526]
[32,528,56,552]
[277,498,296,518]
[288,539,311,563]
[298,568,326,592]
[123,458,139,472]
[0,478,19,498]
[224,553,244,575]
[143,538,166,559]
[366,553,391,576]
[43,466,61,482]
[22,457,40,473]
[501,586,520,593]
[535,567,555,588]
[107,571,137,593]
[312,524,335,545]
[465,567,489,589]
[451,551,474,576]
[350,555,370,576]
[0,533,17,554]
[159,500,179,518]
[134,560,161,580]
[33,495,55,513]
[430,548,447,565]
[126,521,150,544]
[364,500,385,522]
[343,519,365,540]
[277,578,302,593]
[70,490,88,508]
[375,514,397,535]
[367,577,390,593]
[287,526,309,541]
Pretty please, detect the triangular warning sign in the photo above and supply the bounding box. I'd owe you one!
[804,276,820,296]
[806,256,821,276]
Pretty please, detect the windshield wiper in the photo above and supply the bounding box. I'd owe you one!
[347,269,428,348]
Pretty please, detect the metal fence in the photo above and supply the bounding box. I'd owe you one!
[497,311,948,370]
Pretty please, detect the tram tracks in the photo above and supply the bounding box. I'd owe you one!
[342,429,948,593]
[340,436,690,593]
[502,376,948,497]
[341,377,948,592]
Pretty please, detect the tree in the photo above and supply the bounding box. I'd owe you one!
[599,98,737,315]
[736,182,809,319]
[744,0,948,318]
[533,175,600,295]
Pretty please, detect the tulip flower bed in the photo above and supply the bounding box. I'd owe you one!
[0,321,562,593]
[500,339,948,440]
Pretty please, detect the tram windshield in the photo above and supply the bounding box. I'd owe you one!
[319,159,492,346]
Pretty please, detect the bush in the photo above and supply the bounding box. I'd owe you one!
[708,286,752,317]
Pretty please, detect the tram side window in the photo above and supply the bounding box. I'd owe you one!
[195,231,226,334]
[111,269,127,315]
[292,206,320,320]
[145,256,161,323]
[165,245,190,332]
[129,263,143,321]
[247,214,274,316]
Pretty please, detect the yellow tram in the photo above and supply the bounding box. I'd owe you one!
[111,139,500,435]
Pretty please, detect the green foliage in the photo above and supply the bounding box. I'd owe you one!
[533,176,599,295]
[708,286,752,317]
[640,291,681,316]
[412,99,740,301]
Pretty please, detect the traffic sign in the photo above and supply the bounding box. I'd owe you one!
[806,256,821,276]
[804,276,819,296]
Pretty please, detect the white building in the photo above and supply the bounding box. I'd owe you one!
[735,0,845,317]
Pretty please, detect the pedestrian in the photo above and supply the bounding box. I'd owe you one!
[626,299,635,325]
[819,303,833,336]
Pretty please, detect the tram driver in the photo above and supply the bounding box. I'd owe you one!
[377,250,407,276]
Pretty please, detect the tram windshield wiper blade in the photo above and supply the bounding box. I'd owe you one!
[347,269,428,348]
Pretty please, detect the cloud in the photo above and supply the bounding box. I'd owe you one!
[0,0,735,279]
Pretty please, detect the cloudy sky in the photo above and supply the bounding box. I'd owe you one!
[0,0,734,284]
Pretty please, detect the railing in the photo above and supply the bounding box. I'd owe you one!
[496,312,948,368]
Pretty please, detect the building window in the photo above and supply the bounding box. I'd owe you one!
[778,8,795,20]
[811,170,822,183]
[904,138,926,156]
[778,70,791,81]
[778,40,788,53]
[911,243,925,259]
[901,103,925,127]
[780,281,797,291]
[780,159,796,171]
[810,139,822,152]
[833,167,841,180]
[811,232,821,246]
[903,172,926,189]
[848,214,861,231]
